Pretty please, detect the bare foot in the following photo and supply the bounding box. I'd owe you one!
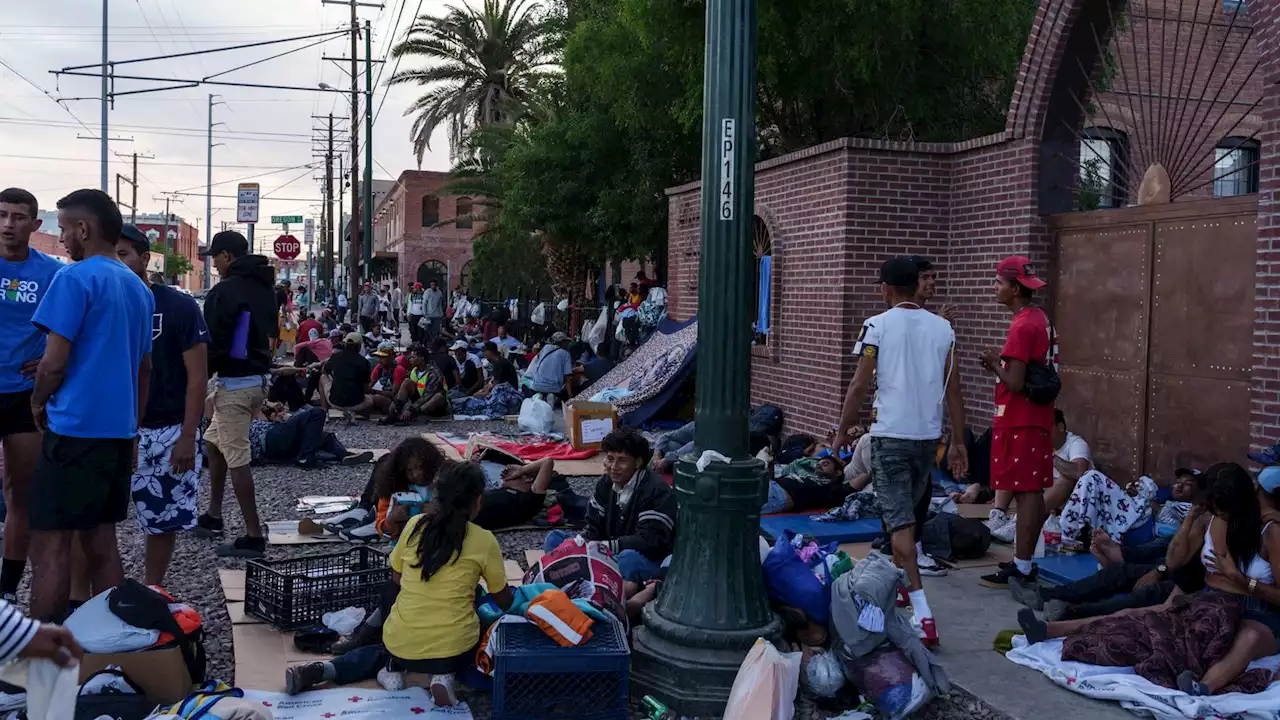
[1091,529,1123,566]
[957,483,982,504]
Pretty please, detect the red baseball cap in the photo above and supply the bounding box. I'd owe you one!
[996,255,1047,290]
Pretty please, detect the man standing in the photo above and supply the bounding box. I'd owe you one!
[29,189,153,621]
[115,226,209,586]
[197,231,278,558]
[357,283,378,333]
[406,282,425,343]
[389,281,403,332]
[423,279,445,341]
[979,255,1056,589]
[835,257,967,646]
[336,289,348,322]
[0,188,63,604]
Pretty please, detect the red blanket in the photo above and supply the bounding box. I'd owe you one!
[453,435,598,461]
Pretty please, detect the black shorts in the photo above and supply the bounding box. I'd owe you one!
[0,390,36,438]
[474,488,545,530]
[31,431,132,531]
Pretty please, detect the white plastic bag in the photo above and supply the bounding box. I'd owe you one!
[531,302,547,325]
[804,649,846,698]
[587,310,608,351]
[518,395,555,434]
[724,638,802,720]
[322,606,367,635]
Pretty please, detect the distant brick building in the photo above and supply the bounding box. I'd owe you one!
[666,0,1274,480]
[371,170,481,292]
[134,212,204,292]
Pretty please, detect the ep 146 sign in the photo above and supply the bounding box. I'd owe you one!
[719,118,735,220]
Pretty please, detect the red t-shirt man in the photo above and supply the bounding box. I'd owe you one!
[989,257,1055,493]
[297,318,323,343]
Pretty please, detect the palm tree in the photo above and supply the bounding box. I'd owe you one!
[388,0,561,164]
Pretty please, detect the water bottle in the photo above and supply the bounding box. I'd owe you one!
[641,696,676,720]
[1042,514,1062,557]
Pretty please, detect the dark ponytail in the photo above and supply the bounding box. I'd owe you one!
[407,461,485,582]
[1204,462,1263,569]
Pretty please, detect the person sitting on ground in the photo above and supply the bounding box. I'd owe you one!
[651,421,695,474]
[238,401,373,469]
[318,308,338,333]
[542,428,677,586]
[380,344,448,425]
[363,320,393,355]
[1017,462,1280,698]
[525,332,575,400]
[321,438,447,542]
[473,457,556,531]
[293,328,335,364]
[761,452,849,514]
[297,314,323,346]
[985,409,1092,543]
[323,332,391,420]
[1010,468,1209,625]
[449,341,484,398]
[288,462,513,704]
[450,343,524,420]
[482,341,519,391]
[370,345,407,402]
[429,337,462,391]
[488,325,521,354]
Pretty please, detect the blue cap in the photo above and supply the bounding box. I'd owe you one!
[1249,443,1280,466]
[1260,466,1280,493]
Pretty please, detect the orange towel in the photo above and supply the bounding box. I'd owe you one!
[525,589,593,647]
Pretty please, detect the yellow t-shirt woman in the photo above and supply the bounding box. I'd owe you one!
[384,514,507,660]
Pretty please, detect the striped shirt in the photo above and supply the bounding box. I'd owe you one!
[0,600,39,662]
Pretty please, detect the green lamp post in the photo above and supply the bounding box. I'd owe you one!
[629,0,780,713]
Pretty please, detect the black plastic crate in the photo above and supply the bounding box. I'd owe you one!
[244,547,389,630]
[492,617,629,720]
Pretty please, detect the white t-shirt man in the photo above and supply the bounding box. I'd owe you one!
[853,306,955,441]
[1054,431,1092,483]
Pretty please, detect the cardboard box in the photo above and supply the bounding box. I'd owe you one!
[563,401,618,450]
[79,646,193,705]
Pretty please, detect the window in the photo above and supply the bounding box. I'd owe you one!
[1223,0,1245,14]
[1213,137,1259,197]
[421,195,439,227]
[417,260,448,289]
[455,197,474,230]
[459,260,472,291]
[1078,128,1128,209]
[752,216,772,347]
[145,229,160,242]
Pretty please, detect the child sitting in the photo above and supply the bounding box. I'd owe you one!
[287,462,514,704]
[333,438,447,542]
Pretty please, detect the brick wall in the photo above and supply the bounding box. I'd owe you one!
[1251,0,1280,451]
[374,170,482,292]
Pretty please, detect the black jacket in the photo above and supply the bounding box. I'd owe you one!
[584,469,678,562]
[204,255,278,378]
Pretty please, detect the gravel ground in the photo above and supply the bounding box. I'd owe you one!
[26,416,1012,719]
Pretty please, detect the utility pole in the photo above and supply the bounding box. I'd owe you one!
[363,19,373,284]
[338,155,345,295]
[348,4,361,300]
[100,0,108,192]
[160,196,172,281]
[130,152,138,222]
[327,114,336,297]
[629,0,778,714]
[206,94,226,253]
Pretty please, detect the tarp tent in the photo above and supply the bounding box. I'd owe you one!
[572,316,697,428]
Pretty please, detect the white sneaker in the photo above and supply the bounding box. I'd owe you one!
[429,673,458,707]
[376,667,405,691]
[917,551,948,577]
[340,521,381,543]
[321,506,370,531]
[991,514,1018,544]
[984,508,1009,531]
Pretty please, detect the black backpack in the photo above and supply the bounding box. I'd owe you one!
[1023,326,1061,405]
[921,512,992,561]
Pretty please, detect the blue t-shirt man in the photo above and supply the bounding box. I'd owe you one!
[31,255,154,439]
[527,343,574,394]
[0,248,64,394]
[143,284,209,429]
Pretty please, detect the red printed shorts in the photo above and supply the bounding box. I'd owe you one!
[990,427,1054,492]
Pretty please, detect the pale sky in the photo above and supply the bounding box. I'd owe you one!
[0,0,454,245]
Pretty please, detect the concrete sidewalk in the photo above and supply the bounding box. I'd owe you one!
[919,567,1134,719]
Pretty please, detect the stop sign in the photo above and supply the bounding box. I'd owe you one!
[274,235,300,260]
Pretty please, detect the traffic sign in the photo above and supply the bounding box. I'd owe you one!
[236,183,260,223]
[274,235,301,260]
[303,218,315,244]
[271,215,303,225]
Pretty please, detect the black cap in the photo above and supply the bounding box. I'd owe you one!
[909,255,933,272]
[1174,467,1200,478]
[200,230,248,258]
[120,224,149,249]
[879,256,919,288]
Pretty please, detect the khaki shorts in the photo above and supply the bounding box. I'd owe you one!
[204,383,266,469]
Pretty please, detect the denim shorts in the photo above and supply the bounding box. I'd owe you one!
[870,437,936,533]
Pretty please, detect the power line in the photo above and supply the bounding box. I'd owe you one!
[0,153,320,169]
[170,163,315,194]
[372,0,424,128]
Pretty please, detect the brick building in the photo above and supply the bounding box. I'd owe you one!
[134,212,204,292]
[667,0,1274,483]
[370,170,481,292]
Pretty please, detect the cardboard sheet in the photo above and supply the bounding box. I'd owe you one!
[239,688,471,719]
[525,549,545,567]
[220,568,246,602]
[226,601,264,625]
[956,503,995,520]
[265,520,345,545]
[838,541,1015,569]
[504,559,524,587]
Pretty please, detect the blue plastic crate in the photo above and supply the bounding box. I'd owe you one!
[492,618,630,720]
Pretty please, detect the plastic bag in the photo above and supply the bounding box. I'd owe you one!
[531,302,547,325]
[322,607,366,635]
[587,310,608,351]
[804,649,847,698]
[844,646,932,720]
[724,638,802,720]
[762,532,831,624]
[518,395,555,434]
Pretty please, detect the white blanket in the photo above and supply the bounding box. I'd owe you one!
[1006,636,1280,719]
[239,688,474,720]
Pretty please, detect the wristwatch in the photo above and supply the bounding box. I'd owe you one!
[1250,577,1259,595]
[1157,563,1168,580]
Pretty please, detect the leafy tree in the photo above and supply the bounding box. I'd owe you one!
[151,242,193,281]
[388,0,562,163]
[468,229,552,299]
